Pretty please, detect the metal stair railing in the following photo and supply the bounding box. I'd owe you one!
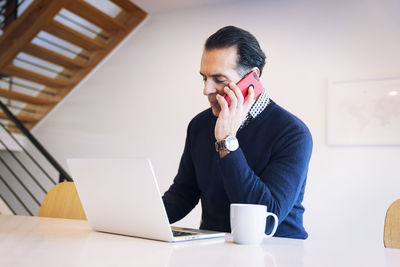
[0,98,73,215]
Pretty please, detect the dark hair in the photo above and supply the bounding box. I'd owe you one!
[205,26,266,77]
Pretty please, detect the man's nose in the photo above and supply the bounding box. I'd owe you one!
[203,81,216,96]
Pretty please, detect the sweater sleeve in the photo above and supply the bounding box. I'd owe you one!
[162,122,201,224]
[218,127,313,225]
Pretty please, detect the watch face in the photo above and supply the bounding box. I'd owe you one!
[226,136,239,151]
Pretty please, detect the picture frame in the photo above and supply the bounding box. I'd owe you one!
[327,78,400,146]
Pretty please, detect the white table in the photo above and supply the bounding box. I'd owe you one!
[0,214,399,267]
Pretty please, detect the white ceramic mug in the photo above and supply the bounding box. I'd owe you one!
[230,203,278,245]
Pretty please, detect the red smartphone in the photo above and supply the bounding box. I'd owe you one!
[224,71,263,106]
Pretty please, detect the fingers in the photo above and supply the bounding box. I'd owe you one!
[228,82,244,105]
[224,86,237,111]
[243,86,255,110]
[216,94,228,116]
[226,81,254,112]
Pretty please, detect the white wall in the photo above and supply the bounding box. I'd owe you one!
[31,0,400,245]
[0,196,13,215]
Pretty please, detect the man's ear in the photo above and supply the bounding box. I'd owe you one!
[251,67,260,78]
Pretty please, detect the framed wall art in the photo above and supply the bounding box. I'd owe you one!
[327,78,400,146]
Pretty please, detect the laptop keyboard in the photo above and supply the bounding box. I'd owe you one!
[172,230,196,237]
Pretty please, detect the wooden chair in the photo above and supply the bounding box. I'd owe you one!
[384,199,400,248]
[38,181,87,220]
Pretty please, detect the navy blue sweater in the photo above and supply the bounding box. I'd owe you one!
[162,100,313,239]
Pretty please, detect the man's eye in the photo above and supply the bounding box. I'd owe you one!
[215,79,226,84]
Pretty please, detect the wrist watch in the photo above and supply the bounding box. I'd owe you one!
[215,136,239,152]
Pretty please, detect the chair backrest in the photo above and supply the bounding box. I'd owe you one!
[384,199,400,248]
[38,182,87,220]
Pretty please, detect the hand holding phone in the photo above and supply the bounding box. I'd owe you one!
[224,71,263,106]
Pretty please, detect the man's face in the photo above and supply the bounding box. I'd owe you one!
[200,47,242,116]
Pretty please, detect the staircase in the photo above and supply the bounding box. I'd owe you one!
[0,0,147,131]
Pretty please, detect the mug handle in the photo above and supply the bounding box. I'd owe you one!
[264,212,279,238]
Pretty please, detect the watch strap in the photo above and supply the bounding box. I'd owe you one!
[215,136,239,152]
[215,139,227,152]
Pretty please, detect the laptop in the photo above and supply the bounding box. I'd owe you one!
[67,157,225,242]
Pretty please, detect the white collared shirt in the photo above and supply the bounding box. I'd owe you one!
[239,89,270,131]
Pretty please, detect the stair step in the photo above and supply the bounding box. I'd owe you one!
[0,87,55,105]
[0,0,147,131]
[23,43,88,70]
[110,0,144,13]
[0,112,38,123]
[66,0,126,32]
[0,0,74,71]
[45,20,108,51]
[2,65,71,88]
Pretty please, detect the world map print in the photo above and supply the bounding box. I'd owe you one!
[328,78,400,146]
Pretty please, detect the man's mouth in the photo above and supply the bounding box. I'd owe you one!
[208,95,218,104]
[208,94,222,110]
[210,100,219,107]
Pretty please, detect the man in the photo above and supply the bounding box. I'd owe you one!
[162,26,313,239]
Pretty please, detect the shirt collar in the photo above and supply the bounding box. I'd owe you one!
[248,89,269,120]
[239,89,270,131]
